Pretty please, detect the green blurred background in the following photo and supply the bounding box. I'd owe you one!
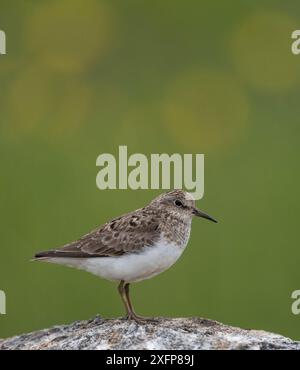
[1,0,300,340]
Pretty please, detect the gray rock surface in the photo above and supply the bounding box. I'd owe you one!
[0,316,299,350]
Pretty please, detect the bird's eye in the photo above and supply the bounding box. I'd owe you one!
[174,199,183,207]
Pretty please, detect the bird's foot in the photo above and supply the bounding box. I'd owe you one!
[126,313,157,324]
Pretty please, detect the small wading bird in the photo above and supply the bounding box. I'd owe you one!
[34,190,217,323]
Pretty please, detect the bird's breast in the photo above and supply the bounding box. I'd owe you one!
[160,220,192,249]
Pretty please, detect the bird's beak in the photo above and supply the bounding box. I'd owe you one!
[192,207,218,223]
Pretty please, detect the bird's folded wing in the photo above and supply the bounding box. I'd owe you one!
[35,210,161,259]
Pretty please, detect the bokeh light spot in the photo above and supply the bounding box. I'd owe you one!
[25,0,115,73]
[231,12,300,93]
[163,69,249,152]
[7,66,52,132]
[6,65,91,137]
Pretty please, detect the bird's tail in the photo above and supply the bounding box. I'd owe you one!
[31,250,58,261]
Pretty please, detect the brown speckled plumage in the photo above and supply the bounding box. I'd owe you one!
[35,190,196,259]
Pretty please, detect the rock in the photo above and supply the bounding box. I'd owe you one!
[0,316,299,350]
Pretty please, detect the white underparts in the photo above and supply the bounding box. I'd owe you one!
[44,238,187,283]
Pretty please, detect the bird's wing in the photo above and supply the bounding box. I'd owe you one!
[35,209,161,259]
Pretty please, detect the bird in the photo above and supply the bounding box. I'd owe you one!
[34,190,217,323]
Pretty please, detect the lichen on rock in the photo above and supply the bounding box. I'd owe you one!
[0,316,299,350]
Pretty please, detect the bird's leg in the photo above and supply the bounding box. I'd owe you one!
[124,283,157,323]
[124,283,136,318]
[118,280,131,319]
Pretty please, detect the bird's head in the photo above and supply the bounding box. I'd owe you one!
[151,189,217,223]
